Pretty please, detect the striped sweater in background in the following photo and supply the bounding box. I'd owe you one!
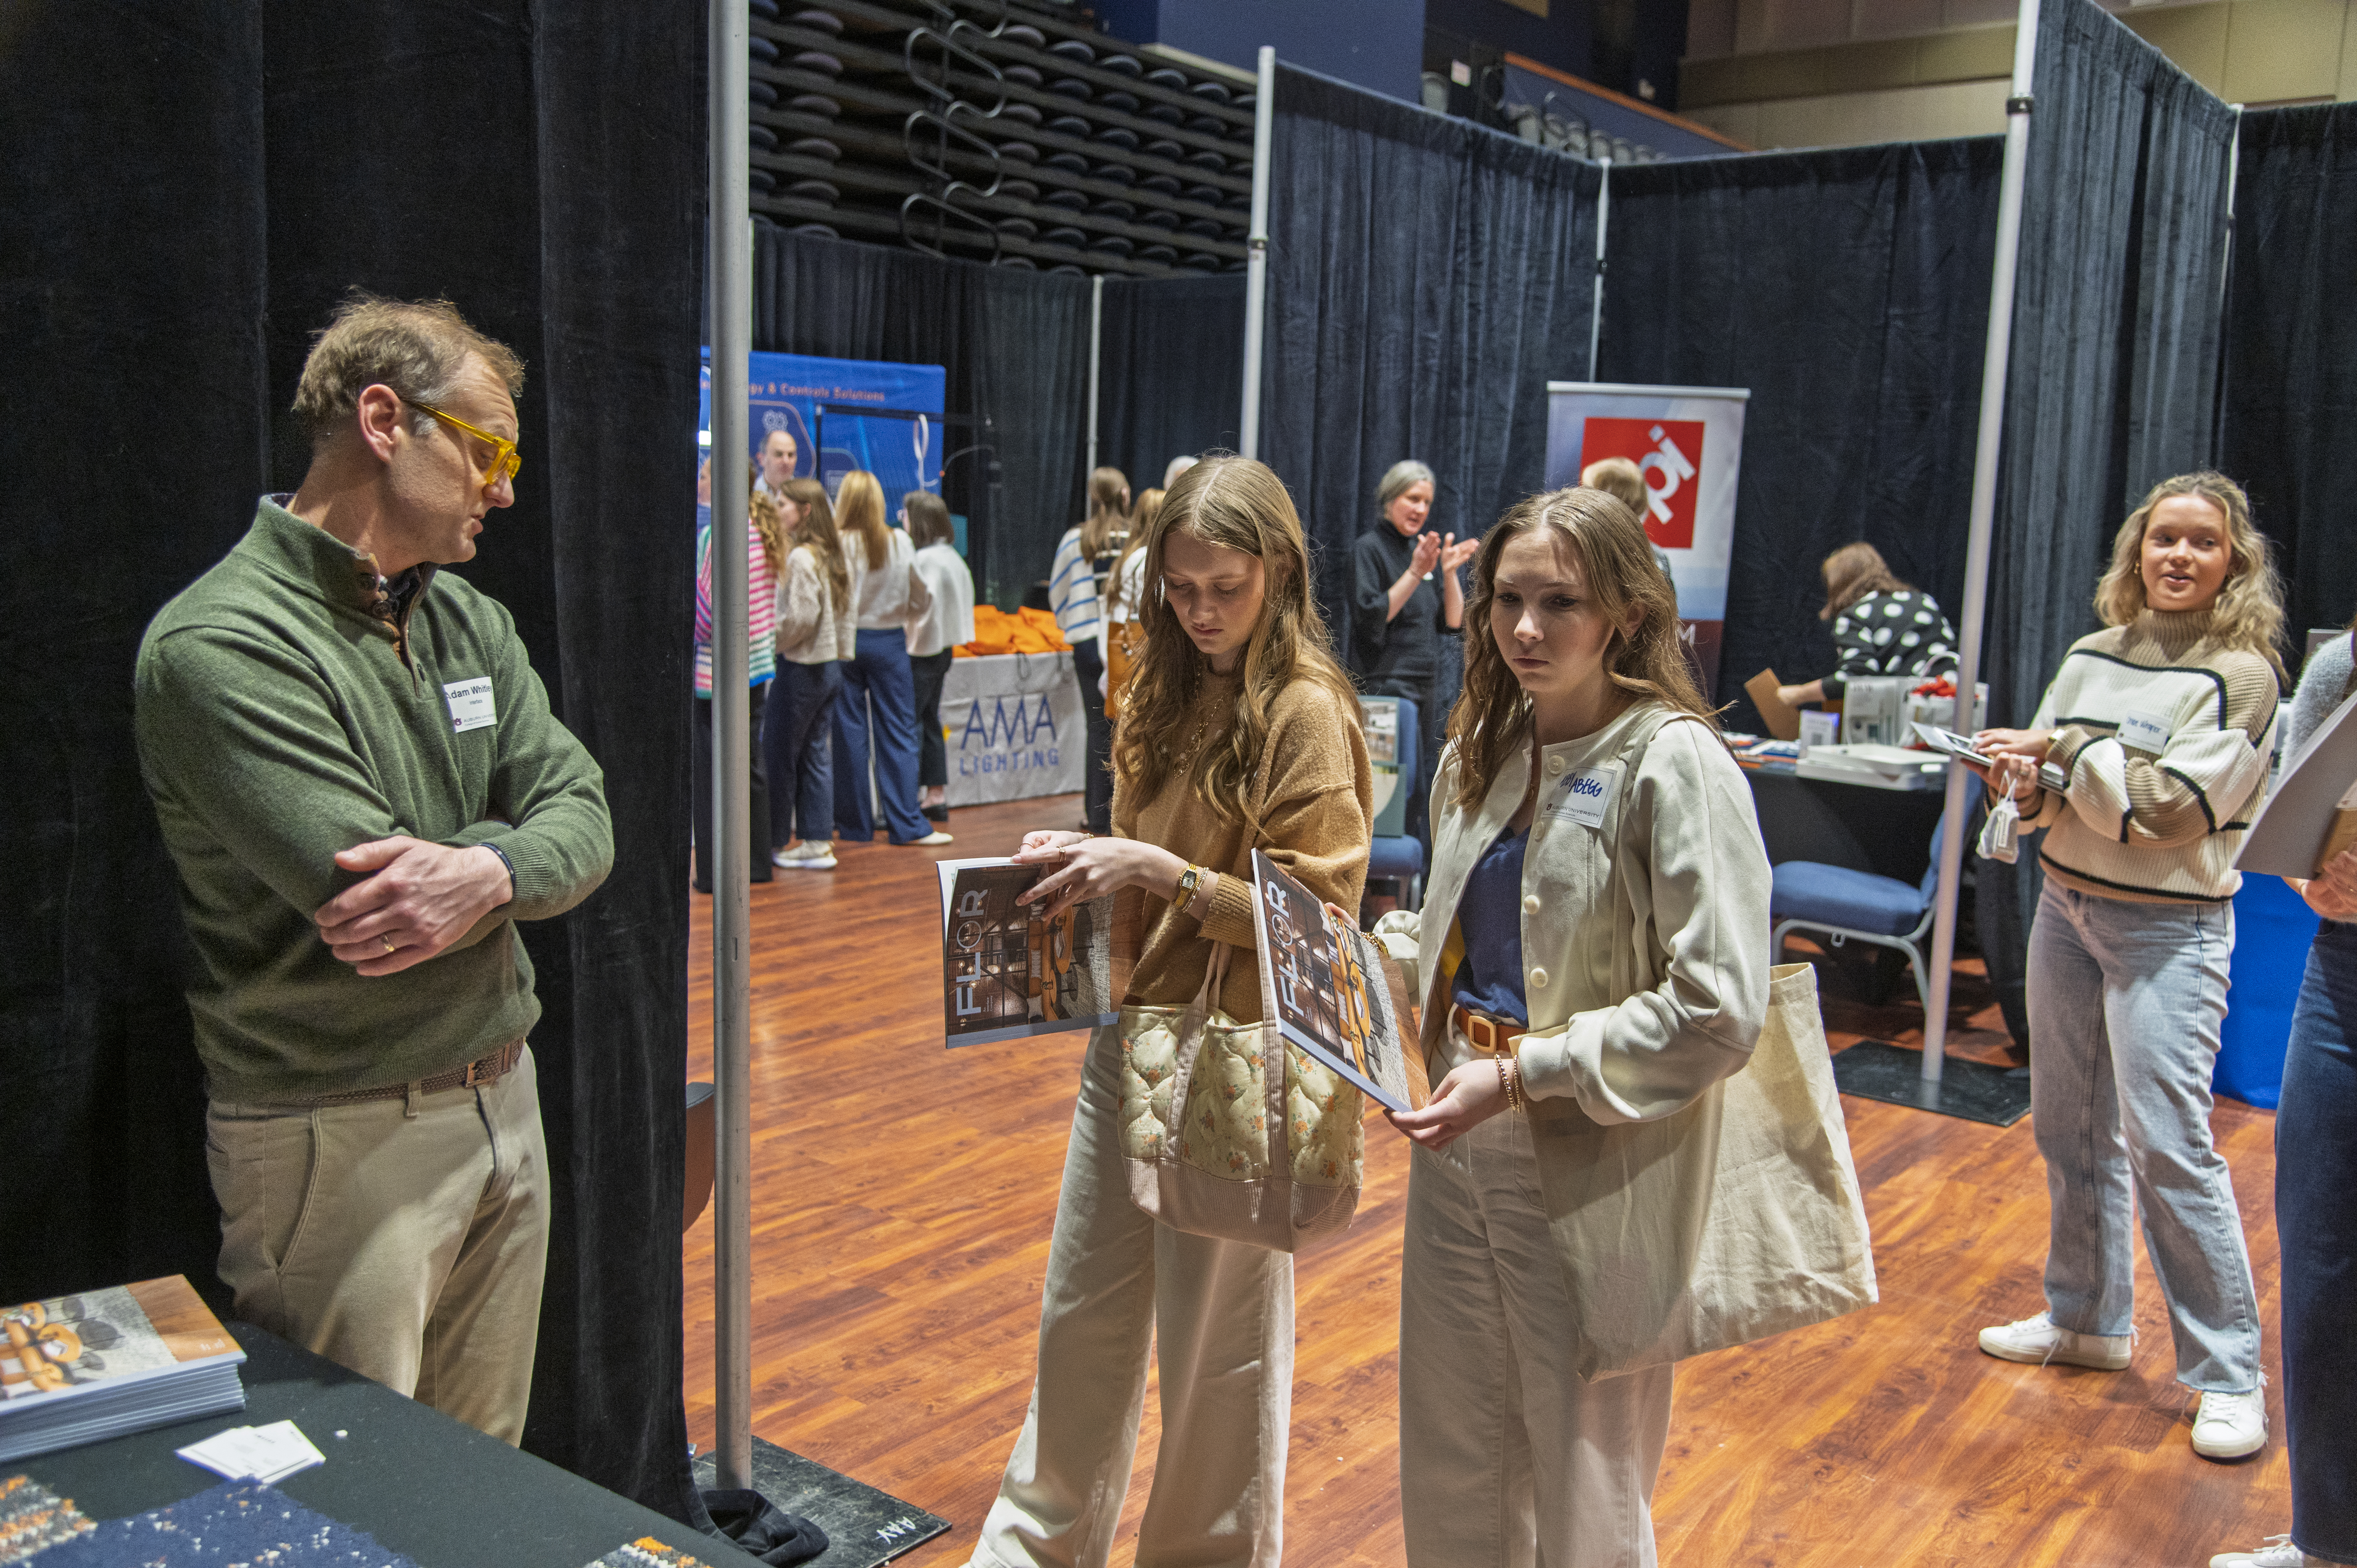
[694,519,777,697]
[2021,607,2280,904]
[1048,525,1101,647]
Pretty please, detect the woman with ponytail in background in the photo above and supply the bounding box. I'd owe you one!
[767,476,849,871]
[832,470,946,848]
[1050,466,1129,833]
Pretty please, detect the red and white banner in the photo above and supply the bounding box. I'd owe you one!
[1545,381,1749,697]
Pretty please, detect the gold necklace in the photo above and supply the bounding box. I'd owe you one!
[1174,713,1212,773]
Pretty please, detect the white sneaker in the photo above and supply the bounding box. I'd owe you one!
[1975,1311,2132,1370]
[2191,1387,2269,1459]
[907,831,954,847]
[771,842,837,871]
[2210,1535,2314,1566]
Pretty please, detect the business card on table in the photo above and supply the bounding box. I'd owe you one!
[175,1418,325,1485]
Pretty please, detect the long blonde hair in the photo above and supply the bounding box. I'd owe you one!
[1449,486,1713,811]
[1111,457,1358,824]
[2095,471,2285,682]
[1105,486,1164,620]
[781,477,850,613]
[747,462,786,586]
[1080,466,1130,560]
[836,470,891,570]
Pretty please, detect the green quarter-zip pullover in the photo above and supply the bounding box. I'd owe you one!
[135,498,613,1102]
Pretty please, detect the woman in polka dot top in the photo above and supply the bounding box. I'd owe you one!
[1776,541,1958,709]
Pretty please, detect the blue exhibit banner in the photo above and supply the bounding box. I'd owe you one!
[699,349,945,501]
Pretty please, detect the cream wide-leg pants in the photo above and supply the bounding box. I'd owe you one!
[1400,1109,1673,1568]
[973,1024,1294,1568]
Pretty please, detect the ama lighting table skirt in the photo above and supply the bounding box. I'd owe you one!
[939,651,1085,806]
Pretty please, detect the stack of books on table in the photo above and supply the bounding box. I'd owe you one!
[0,1275,246,1460]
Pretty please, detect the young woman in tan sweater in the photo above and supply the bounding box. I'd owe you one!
[968,456,1371,1568]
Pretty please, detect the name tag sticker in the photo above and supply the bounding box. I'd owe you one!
[443,676,496,735]
[2117,709,2172,752]
[1550,760,1624,830]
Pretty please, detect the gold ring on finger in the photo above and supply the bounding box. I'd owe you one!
[381,934,398,955]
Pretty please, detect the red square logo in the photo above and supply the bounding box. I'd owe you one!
[1578,417,1705,549]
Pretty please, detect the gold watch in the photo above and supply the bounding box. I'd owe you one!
[1175,864,1207,909]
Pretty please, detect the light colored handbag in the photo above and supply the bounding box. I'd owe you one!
[1117,934,1400,1253]
[1556,960,1878,1378]
[1673,961,1878,1355]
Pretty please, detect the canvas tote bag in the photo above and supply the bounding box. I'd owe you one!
[1657,961,1878,1360]
[1550,960,1878,1379]
[1115,911,1417,1253]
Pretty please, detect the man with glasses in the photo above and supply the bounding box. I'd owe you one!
[133,294,612,1445]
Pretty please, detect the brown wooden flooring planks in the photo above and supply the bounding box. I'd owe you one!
[683,793,2289,1568]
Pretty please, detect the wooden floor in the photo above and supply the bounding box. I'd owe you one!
[682,794,2290,1568]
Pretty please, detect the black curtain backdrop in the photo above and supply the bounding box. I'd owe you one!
[1262,63,1601,630]
[1986,0,2237,733]
[5,0,705,1526]
[1097,273,1247,493]
[753,222,1092,608]
[2220,104,2357,641]
[1597,138,2003,732]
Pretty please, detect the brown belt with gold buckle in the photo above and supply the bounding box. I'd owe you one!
[1448,1003,1526,1055]
[265,1039,527,1109]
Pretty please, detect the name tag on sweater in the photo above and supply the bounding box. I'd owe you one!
[1549,761,1624,830]
[2118,709,2171,752]
[443,676,496,734]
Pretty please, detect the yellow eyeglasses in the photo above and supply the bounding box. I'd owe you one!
[407,398,522,486]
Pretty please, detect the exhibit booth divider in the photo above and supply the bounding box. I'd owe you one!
[752,221,1247,609]
[1262,62,1604,623]
[2219,101,2357,641]
[4,0,709,1527]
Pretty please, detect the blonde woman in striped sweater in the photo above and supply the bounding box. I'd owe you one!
[1968,471,2286,1462]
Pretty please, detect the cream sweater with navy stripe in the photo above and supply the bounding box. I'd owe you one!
[2021,608,2280,904]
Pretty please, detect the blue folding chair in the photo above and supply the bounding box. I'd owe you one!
[1769,772,1982,1021]
[1363,694,1424,907]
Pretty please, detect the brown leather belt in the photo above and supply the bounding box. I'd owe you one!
[267,1039,527,1109]
[1448,1003,1526,1055]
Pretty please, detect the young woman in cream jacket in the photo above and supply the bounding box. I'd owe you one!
[1389,485,1773,1568]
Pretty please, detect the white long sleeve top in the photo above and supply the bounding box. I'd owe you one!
[906,542,976,657]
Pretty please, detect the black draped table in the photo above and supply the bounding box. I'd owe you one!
[21,1323,757,1567]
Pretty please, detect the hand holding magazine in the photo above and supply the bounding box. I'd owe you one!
[1910,721,2069,793]
[936,859,1127,1047]
[1249,850,1427,1113]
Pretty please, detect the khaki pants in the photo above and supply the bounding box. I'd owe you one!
[974,1025,1293,1568]
[205,1047,549,1446]
[1401,1111,1673,1568]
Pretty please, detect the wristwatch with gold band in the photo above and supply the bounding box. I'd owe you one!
[1175,863,1207,910]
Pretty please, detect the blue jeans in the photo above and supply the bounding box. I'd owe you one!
[764,660,839,849]
[2025,879,2262,1391]
[832,628,930,844]
[2281,922,2357,1563]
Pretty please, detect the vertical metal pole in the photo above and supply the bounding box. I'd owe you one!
[1238,44,1276,460]
[1922,0,2039,1086]
[1587,157,1610,381]
[708,0,756,1491]
[1086,273,1103,477]
[2210,104,2242,458]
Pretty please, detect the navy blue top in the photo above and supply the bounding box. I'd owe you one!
[1450,825,1530,1025]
